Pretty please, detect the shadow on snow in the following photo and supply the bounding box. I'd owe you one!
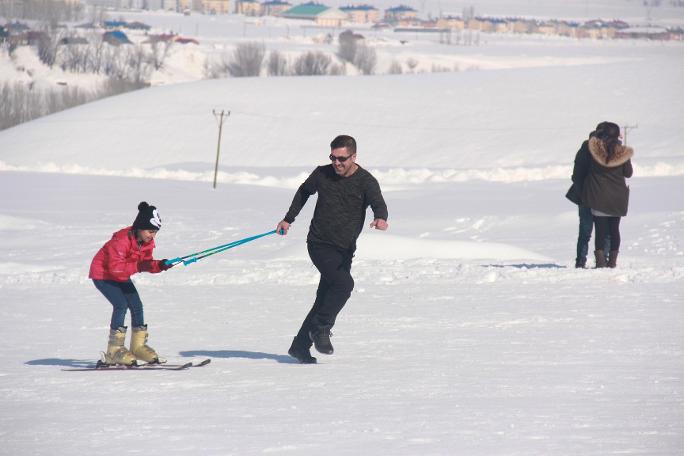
[27,350,297,367]
[482,263,565,269]
[180,350,296,364]
[26,358,94,368]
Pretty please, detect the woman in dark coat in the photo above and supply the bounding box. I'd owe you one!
[581,122,634,268]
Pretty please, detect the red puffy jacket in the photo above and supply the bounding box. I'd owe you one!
[89,227,163,282]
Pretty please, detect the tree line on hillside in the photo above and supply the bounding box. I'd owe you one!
[205,32,379,78]
[0,79,146,131]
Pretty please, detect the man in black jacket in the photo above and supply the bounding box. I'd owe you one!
[566,124,610,267]
[277,135,388,363]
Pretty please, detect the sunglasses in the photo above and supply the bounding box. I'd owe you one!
[329,153,353,163]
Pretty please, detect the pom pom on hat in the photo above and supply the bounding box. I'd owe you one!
[132,201,162,231]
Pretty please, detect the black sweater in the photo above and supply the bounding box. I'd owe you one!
[284,164,388,252]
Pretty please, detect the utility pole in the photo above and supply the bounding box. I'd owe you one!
[623,124,638,146]
[212,109,230,189]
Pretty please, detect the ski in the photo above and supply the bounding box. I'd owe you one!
[158,358,211,368]
[62,358,210,371]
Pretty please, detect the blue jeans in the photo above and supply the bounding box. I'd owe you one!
[93,279,145,330]
[577,205,610,262]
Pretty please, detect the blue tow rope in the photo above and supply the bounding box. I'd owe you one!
[165,229,278,267]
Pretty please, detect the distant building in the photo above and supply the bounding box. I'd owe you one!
[236,0,262,15]
[146,33,177,43]
[104,20,150,30]
[280,2,329,20]
[556,20,580,38]
[279,2,346,26]
[617,26,669,40]
[204,0,232,14]
[60,36,89,45]
[160,0,177,11]
[175,36,200,44]
[436,16,465,30]
[103,30,132,45]
[384,5,417,23]
[177,0,203,13]
[5,21,31,35]
[315,8,347,26]
[339,4,380,24]
[262,0,290,16]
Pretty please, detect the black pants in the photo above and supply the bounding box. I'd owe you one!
[594,216,621,251]
[293,243,354,348]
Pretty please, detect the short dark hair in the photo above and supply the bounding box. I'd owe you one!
[330,135,356,155]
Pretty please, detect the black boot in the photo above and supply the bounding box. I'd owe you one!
[575,257,587,268]
[309,327,334,355]
[288,339,317,364]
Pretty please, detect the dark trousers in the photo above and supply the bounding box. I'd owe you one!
[577,205,611,261]
[594,216,621,251]
[293,243,354,348]
[93,279,145,330]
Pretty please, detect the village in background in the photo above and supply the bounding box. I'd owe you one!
[2,0,683,131]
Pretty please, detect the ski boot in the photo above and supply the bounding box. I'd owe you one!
[130,324,162,364]
[101,326,136,366]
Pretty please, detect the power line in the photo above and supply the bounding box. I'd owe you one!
[212,109,230,189]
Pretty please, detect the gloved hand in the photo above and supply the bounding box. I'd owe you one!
[159,259,174,271]
[139,260,154,272]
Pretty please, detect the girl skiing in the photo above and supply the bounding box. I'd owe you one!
[89,202,174,365]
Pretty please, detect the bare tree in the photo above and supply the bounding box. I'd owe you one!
[329,62,346,76]
[0,77,147,132]
[227,42,265,77]
[292,51,332,76]
[388,60,403,74]
[126,45,150,84]
[267,50,289,76]
[35,27,63,67]
[353,43,377,75]
[147,40,173,71]
[337,30,358,64]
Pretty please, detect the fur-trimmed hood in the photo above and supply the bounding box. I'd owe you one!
[588,136,634,168]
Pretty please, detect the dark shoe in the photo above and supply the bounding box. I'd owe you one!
[607,250,619,268]
[309,327,334,355]
[575,257,587,268]
[288,341,317,364]
[594,250,607,268]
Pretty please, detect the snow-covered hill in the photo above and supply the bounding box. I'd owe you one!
[1,37,683,183]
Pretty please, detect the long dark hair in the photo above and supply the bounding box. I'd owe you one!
[595,122,621,162]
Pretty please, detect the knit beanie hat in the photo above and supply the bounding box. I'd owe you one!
[132,201,162,231]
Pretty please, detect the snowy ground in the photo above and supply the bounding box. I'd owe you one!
[0,169,682,455]
[1,4,683,454]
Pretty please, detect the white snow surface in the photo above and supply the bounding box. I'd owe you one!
[1,12,683,456]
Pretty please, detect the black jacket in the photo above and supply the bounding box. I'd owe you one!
[565,140,591,205]
[284,165,388,252]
